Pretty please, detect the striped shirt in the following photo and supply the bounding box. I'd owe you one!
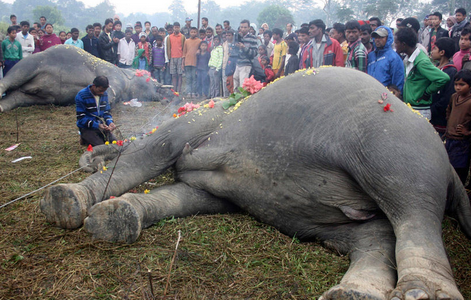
[208,45,223,71]
[346,39,367,73]
[76,85,113,129]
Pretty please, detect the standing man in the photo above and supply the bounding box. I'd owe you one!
[39,16,47,30]
[131,23,143,44]
[40,23,61,51]
[182,17,193,39]
[82,25,100,57]
[303,19,344,69]
[75,76,116,146]
[2,26,22,76]
[271,28,287,78]
[64,28,84,49]
[395,27,449,119]
[201,17,209,31]
[10,15,17,26]
[163,24,174,85]
[117,29,135,68]
[223,20,231,32]
[367,26,404,92]
[368,17,381,31]
[144,21,151,37]
[284,23,293,39]
[428,12,448,54]
[99,18,119,65]
[419,15,432,49]
[345,20,368,72]
[222,29,237,97]
[330,23,348,63]
[16,21,34,58]
[167,22,186,93]
[360,24,373,54]
[93,22,102,38]
[233,19,258,90]
[451,8,471,53]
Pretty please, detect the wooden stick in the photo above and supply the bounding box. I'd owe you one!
[163,230,182,296]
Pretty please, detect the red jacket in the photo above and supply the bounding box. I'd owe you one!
[301,34,344,68]
[40,34,62,51]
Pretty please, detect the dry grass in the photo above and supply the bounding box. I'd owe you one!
[0,103,470,299]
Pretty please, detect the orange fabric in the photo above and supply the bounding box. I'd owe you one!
[182,38,202,66]
[226,75,234,94]
[169,33,184,58]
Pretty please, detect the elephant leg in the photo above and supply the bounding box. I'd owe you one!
[319,219,396,300]
[0,91,41,112]
[83,182,240,243]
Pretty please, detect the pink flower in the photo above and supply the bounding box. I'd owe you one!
[208,99,215,108]
[242,75,263,94]
[146,78,150,82]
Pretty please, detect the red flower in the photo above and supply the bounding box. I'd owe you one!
[110,196,116,199]
[87,144,93,152]
[383,103,392,112]
[146,77,150,82]
[242,75,263,94]
[117,140,124,146]
[208,99,215,108]
[178,107,185,113]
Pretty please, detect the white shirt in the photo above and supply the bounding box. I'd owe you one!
[117,38,135,65]
[16,32,35,58]
[403,44,428,77]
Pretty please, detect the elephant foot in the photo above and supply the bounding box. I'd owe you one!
[40,183,91,229]
[84,198,142,243]
[319,284,386,300]
[390,274,463,300]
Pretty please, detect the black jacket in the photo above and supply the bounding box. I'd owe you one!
[427,26,449,53]
[82,35,100,58]
[431,63,457,127]
[98,31,117,64]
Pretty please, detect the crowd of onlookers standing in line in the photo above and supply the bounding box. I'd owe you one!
[2,9,471,184]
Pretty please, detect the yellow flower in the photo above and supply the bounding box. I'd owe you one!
[112,140,117,144]
[151,128,157,133]
[103,166,107,171]
[105,141,109,145]
[130,136,136,141]
[144,189,150,194]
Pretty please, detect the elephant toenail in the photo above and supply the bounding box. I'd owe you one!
[436,292,451,300]
[405,289,429,300]
[391,297,401,300]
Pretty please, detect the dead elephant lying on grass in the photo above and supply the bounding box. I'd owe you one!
[41,67,471,300]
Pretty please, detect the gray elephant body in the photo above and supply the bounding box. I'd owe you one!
[0,45,164,112]
[41,67,471,299]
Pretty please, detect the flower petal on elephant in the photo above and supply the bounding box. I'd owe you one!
[383,103,392,112]
[117,140,124,146]
[87,144,93,152]
[208,100,215,108]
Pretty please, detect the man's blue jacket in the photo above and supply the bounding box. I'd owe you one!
[76,85,113,130]
[367,26,405,92]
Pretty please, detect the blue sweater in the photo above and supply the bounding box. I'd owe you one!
[76,85,113,129]
[367,26,405,92]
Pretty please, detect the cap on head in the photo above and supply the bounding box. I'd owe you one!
[185,17,193,22]
[372,27,388,38]
[139,32,147,38]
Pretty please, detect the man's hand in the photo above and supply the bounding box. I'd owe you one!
[98,123,109,131]
[113,37,120,43]
[463,54,470,65]
[108,122,116,132]
[456,124,470,136]
[237,42,245,49]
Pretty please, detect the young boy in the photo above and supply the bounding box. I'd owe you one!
[208,35,223,98]
[430,37,458,135]
[136,32,152,71]
[182,27,201,97]
[271,28,287,78]
[452,28,470,71]
[445,69,471,184]
[196,41,210,98]
[151,35,166,83]
[2,26,22,76]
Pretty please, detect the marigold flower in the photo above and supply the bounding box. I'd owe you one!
[87,144,93,152]
[105,141,109,145]
[151,128,157,133]
[173,113,177,118]
[112,140,117,144]
[103,166,107,171]
[144,189,150,194]
[131,136,136,141]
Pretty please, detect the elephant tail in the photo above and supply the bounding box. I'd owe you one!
[446,169,471,240]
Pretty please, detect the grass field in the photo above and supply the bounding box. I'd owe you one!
[0,103,470,299]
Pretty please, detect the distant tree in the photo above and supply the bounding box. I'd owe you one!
[168,0,187,22]
[84,1,116,26]
[55,0,86,28]
[257,5,294,30]
[432,0,471,16]
[201,0,222,25]
[12,0,53,23]
[33,5,65,26]
[336,5,355,23]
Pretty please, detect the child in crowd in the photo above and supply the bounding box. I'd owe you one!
[260,55,274,86]
[199,29,206,40]
[387,84,402,99]
[59,31,66,44]
[445,70,471,184]
[284,41,299,76]
[452,28,470,71]
[430,37,458,136]
[136,32,152,71]
[208,35,223,98]
[196,41,210,98]
[257,45,268,66]
[182,27,201,98]
[2,26,22,76]
[151,35,166,83]
[271,28,287,78]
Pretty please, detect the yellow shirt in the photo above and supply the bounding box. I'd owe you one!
[341,40,348,63]
[272,41,287,70]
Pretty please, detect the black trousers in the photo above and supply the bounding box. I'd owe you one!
[80,128,116,146]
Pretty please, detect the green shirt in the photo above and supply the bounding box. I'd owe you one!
[208,45,223,71]
[2,39,23,60]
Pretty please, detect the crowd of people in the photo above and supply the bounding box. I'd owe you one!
[2,9,471,183]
